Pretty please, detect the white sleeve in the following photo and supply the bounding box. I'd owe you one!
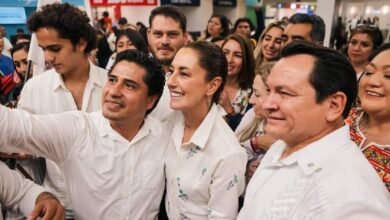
[0,162,45,216]
[0,105,83,163]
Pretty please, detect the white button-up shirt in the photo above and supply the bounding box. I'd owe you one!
[16,63,107,212]
[164,104,247,219]
[0,161,45,220]
[238,125,390,220]
[0,107,169,220]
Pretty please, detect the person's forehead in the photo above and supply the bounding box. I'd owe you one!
[150,15,182,30]
[269,54,315,84]
[285,23,312,36]
[238,22,250,27]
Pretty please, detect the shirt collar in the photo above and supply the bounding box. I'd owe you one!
[171,104,218,152]
[267,125,352,176]
[52,61,106,91]
[96,112,160,143]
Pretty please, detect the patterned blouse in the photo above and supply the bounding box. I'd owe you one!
[346,108,390,192]
[232,88,252,115]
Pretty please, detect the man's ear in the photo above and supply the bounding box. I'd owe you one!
[325,91,347,122]
[206,76,222,97]
[146,95,159,111]
[77,38,87,52]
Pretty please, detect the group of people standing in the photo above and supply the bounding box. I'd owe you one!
[0,2,389,220]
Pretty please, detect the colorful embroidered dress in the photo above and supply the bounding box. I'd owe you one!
[346,108,390,192]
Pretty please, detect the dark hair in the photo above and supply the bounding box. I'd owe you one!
[369,43,390,62]
[103,11,109,17]
[221,33,255,90]
[16,34,31,43]
[16,28,24,33]
[10,42,30,57]
[349,25,383,51]
[118,17,128,25]
[205,14,230,39]
[149,5,187,32]
[210,35,225,43]
[289,13,326,44]
[233,17,255,32]
[27,3,97,54]
[183,41,227,104]
[109,50,165,115]
[281,42,357,118]
[115,29,148,54]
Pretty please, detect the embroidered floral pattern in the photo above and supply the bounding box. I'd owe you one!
[347,108,390,191]
[177,177,188,201]
[232,88,252,114]
[186,146,201,159]
[226,175,238,191]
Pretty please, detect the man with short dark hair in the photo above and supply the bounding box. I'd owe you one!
[0,50,168,219]
[147,5,188,73]
[282,13,326,46]
[238,42,390,219]
[148,5,188,121]
[233,17,254,38]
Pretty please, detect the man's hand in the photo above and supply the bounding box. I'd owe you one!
[27,192,65,220]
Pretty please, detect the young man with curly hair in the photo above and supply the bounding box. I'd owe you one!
[8,3,107,219]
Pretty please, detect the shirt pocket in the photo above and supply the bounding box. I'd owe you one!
[142,161,164,191]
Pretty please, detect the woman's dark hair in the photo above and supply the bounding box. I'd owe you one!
[345,25,384,56]
[27,3,97,54]
[183,41,227,104]
[221,33,255,90]
[205,14,230,39]
[368,43,390,62]
[115,29,148,54]
[110,50,165,115]
[10,42,30,57]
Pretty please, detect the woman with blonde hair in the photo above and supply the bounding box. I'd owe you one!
[253,21,286,70]
[235,62,277,183]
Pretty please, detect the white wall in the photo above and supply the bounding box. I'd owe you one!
[316,0,337,47]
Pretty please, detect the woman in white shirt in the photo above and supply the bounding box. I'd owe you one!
[164,41,247,219]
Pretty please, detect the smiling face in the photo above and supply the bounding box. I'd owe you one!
[347,33,374,66]
[249,74,268,118]
[167,47,221,115]
[222,39,243,78]
[102,61,157,125]
[358,49,390,117]
[261,26,283,62]
[262,54,332,146]
[147,15,187,67]
[36,27,87,75]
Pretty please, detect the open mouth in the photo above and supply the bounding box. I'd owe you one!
[366,90,384,97]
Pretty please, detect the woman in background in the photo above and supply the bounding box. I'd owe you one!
[105,29,148,70]
[220,33,255,130]
[200,14,230,41]
[347,43,390,192]
[253,21,286,71]
[235,62,277,183]
[346,25,383,77]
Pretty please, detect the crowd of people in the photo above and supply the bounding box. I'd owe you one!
[0,2,389,220]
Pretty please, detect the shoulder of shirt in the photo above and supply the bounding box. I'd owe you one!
[23,69,58,88]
